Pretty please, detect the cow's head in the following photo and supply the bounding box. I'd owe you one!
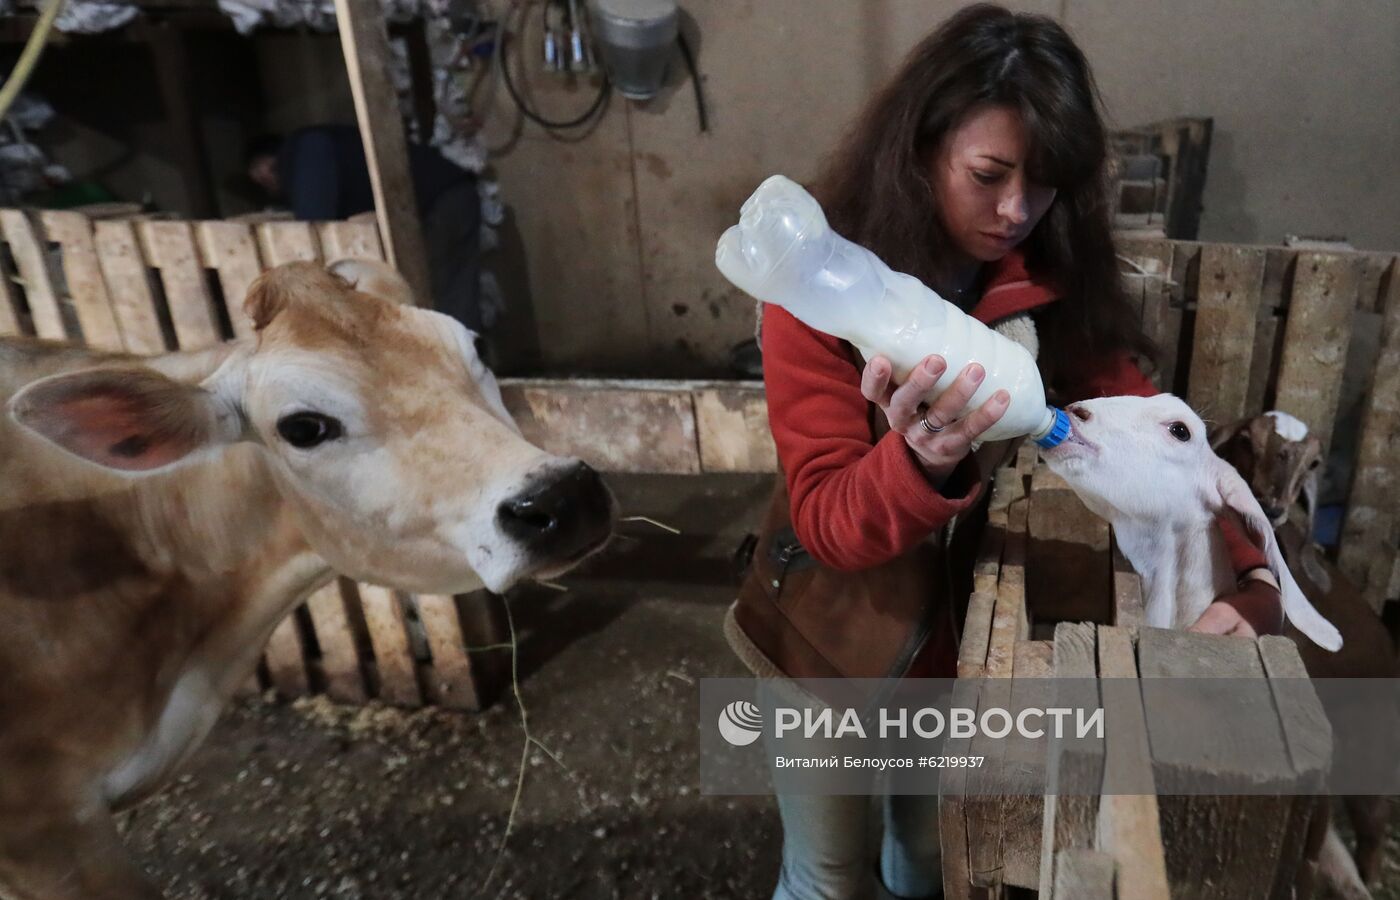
[8,260,616,593]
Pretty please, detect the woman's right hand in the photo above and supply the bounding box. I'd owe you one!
[860,354,1010,484]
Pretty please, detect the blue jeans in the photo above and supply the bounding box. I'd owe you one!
[770,790,943,900]
[761,682,943,899]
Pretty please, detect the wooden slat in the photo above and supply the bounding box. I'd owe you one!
[137,221,222,349]
[0,247,23,336]
[1120,239,1178,391]
[958,521,1004,679]
[1039,622,1103,898]
[0,209,66,340]
[1188,245,1266,424]
[1273,252,1361,455]
[332,0,434,305]
[355,583,423,707]
[499,380,701,474]
[415,593,481,710]
[939,681,984,900]
[1258,637,1333,900]
[195,221,264,340]
[693,385,776,473]
[264,614,309,697]
[317,220,385,262]
[1339,259,1400,611]
[303,579,368,704]
[1138,628,1296,899]
[966,497,1028,888]
[985,498,1029,679]
[256,221,321,266]
[1001,639,1053,889]
[38,211,125,351]
[1052,848,1115,900]
[92,220,167,354]
[1095,626,1170,900]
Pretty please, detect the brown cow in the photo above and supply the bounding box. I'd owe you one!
[0,260,615,898]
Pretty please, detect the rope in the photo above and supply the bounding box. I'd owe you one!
[0,0,66,122]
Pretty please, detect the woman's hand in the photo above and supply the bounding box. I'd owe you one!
[1187,601,1258,639]
[1187,509,1283,638]
[860,353,1010,484]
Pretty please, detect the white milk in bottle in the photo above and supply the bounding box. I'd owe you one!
[714,175,1070,448]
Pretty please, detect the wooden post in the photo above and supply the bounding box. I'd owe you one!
[333,0,434,305]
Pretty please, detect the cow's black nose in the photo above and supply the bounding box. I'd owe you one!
[1263,504,1286,521]
[496,462,612,557]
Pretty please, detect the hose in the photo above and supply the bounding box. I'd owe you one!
[677,30,707,133]
[0,0,66,122]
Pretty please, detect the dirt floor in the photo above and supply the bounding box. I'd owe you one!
[117,474,1400,899]
[121,474,786,899]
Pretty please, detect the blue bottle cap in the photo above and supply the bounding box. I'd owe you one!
[1033,406,1071,449]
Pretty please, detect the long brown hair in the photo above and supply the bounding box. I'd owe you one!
[810,3,1154,378]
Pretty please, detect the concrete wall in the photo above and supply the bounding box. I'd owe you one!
[485,0,1400,376]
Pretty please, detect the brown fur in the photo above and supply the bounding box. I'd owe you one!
[0,261,610,898]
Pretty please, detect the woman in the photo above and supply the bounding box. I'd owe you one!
[727,6,1281,899]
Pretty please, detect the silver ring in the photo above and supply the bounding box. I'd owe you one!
[919,410,945,434]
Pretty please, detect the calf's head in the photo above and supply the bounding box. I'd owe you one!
[1210,411,1322,529]
[1038,393,1341,650]
[8,260,615,593]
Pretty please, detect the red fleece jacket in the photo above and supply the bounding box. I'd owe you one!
[761,250,1157,573]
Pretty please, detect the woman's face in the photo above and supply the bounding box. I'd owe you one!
[929,104,1058,264]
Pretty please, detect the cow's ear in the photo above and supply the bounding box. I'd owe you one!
[327,258,417,306]
[8,366,241,472]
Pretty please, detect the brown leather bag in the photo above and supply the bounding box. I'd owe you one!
[728,345,1015,680]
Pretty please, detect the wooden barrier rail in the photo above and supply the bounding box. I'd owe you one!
[1117,237,1400,612]
[945,451,1329,900]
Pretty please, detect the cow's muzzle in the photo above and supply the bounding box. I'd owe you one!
[496,461,614,567]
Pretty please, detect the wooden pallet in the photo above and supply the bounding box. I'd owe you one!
[1118,237,1400,612]
[945,455,1330,900]
[0,209,507,710]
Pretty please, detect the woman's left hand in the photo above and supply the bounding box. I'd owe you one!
[1186,509,1282,638]
[1188,600,1258,638]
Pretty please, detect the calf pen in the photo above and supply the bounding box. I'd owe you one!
[940,445,1332,900]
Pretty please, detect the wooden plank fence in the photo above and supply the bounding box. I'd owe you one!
[947,456,1328,900]
[1117,237,1400,612]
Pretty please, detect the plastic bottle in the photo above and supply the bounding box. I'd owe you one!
[715,175,1070,448]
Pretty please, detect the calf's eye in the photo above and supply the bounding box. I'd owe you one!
[277,412,344,449]
[1168,421,1191,443]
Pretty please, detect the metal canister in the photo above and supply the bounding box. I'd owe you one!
[587,0,679,100]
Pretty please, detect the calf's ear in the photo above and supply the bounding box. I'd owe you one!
[1213,459,1342,652]
[8,366,241,473]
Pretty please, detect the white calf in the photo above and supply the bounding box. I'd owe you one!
[1037,393,1341,650]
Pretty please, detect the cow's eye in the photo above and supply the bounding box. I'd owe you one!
[1168,421,1191,442]
[277,412,343,448]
